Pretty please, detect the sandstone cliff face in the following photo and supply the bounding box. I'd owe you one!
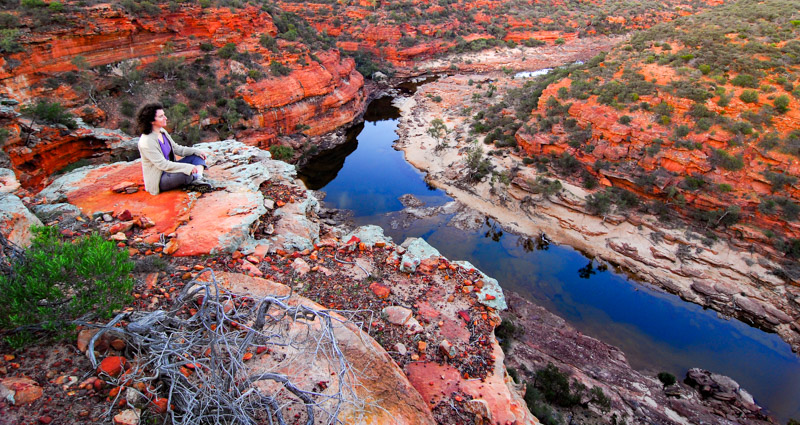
[237,50,366,148]
[515,62,800,244]
[0,3,366,189]
[0,4,278,102]
[275,0,728,68]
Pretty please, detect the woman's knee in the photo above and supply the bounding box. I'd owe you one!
[182,155,206,167]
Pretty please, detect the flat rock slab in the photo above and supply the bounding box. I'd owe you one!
[197,272,435,425]
[37,141,269,256]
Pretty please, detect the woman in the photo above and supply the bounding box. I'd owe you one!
[136,103,211,195]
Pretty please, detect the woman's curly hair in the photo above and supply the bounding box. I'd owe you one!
[136,103,163,135]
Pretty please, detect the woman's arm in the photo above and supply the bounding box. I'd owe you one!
[139,135,196,175]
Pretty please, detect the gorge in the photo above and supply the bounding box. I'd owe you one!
[1,0,800,424]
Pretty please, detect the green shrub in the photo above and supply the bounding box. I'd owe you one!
[0,28,23,53]
[259,34,278,51]
[774,95,790,114]
[495,317,522,351]
[711,148,744,171]
[534,363,584,407]
[682,174,707,191]
[657,372,676,387]
[586,191,612,215]
[0,227,134,341]
[270,60,292,77]
[21,100,77,129]
[763,170,797,191]
[528,177,563,199]
[120,100,136,117]
[21,0,46,8]
[619,115,632,125]
[590,387,611,411]
[740,90,759,103]
[217,43,237,59]
[269,144,294,161]
[0,13,20,29]
[731,74,758,88]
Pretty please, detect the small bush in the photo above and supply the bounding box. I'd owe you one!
[217,43,238,59]
[711,149,744,171]
[731,74,758,88]
[259,34,278,51]
[0,227,134,341]
[0,13,19,29]
[535,363,584,408]
[0,28,23,53]
[657,372,676,387]
[763,170,797,192]
[774,95,790,114]
[619,115,632,125]
[740,90,759,104]
[21,101,77,129]
[269,144,294,161]
[270,60,292,77]
[120,100,136,117]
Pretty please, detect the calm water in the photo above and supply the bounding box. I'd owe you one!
[298,96,800,422]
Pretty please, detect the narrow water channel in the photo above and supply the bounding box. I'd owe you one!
[298,93,800,422]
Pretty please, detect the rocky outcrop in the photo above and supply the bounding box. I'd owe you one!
[1,4,366,171]
[237,50,367,148]
[0,103,137,191]
[204,272,437,425]
[0,168,42,246]
[37,141,271,257]
[502,291,774,425]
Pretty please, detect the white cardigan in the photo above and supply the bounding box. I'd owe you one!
[137,129,201,195]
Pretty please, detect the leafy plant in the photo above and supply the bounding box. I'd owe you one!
[270,60,292,77]
[21,100,77,129]
[657,372,677,387]
[740,89,759,103]
[269,145,295,161]
[0,226,134,342]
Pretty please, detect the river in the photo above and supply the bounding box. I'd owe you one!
[298,92,800,423]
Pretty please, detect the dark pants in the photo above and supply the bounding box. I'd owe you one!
[159,155,206,192]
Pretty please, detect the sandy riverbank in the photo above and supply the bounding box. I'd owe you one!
[392,69,800,352]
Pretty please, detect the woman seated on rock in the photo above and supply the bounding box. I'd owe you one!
[136,103,211,195]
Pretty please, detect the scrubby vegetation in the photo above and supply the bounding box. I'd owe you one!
[0,227,134,347]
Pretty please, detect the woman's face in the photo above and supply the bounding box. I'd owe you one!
[152,109,167,129]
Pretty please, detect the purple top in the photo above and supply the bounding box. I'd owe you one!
[159,133,172,160]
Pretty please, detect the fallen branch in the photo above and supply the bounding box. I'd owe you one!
[90,269,371,425]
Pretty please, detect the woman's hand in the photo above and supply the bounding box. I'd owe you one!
[196,151,208,160]
[192,165,203,175]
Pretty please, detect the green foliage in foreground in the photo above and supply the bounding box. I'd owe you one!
[0,226,134,343]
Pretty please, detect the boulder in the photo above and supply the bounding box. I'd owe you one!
[400,237,441,273]
[0,192,42,247]
[36,141,271,257]
[0,376,43,405]
[199,272,436,424]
